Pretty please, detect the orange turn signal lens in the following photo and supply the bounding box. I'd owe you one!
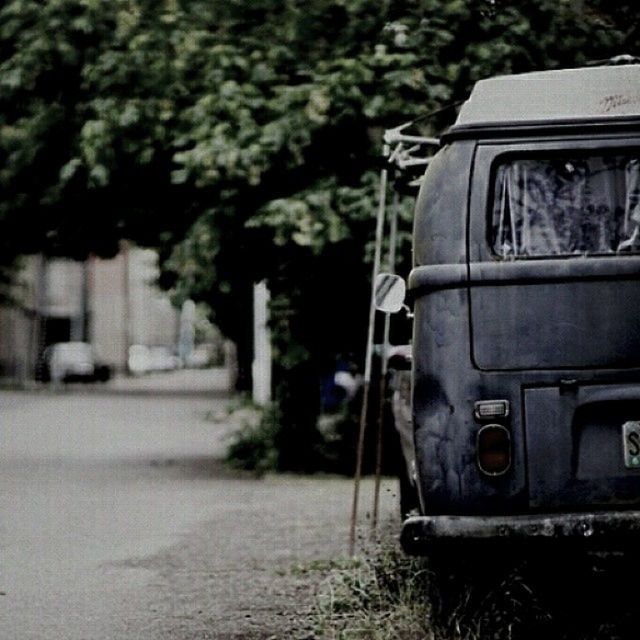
[477,424,511,476]
[474,400,509,420]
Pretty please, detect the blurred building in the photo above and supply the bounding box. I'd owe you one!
[0,246,181,380]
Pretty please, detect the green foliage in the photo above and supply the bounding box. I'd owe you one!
[0,0,638,465]
[0,0,633,261]
[225,399,333,474]
[225,402,281,474]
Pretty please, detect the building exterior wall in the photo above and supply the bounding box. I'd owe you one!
[89,246,179,373]
[44,259,84,318]
[89,251,128,372]
[128,248,179,348]
[0,306,37,380]
[0,256,38,380]
[0,247,181,379]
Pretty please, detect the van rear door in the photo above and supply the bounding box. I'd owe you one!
[468,139,640,510]
[469,143,640,371]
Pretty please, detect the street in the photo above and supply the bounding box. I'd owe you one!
[0,373,395,640]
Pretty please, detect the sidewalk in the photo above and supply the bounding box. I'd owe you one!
[105,366,231,396]
[0,367,232,398]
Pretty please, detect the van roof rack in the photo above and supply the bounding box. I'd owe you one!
[383,121,440,191]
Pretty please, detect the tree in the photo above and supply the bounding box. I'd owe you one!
[158,0,631,470]
[0,0,636,468]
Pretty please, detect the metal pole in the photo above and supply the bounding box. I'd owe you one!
[32,255,47,382]
[348,144,390,555]
[252,281,272,406]
[372,191,399,531]
[122,241,131,375]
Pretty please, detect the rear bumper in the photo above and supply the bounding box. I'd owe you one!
[401,511,640,555]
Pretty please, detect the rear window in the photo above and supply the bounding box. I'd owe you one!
[492,154,640,258]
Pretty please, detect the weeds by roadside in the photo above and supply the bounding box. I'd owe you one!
[222,396,404,476]
[307,541,640,640]
[311,543,432,640]
[224,400,280,474]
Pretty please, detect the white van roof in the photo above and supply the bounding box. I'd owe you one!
[455,64,640,127]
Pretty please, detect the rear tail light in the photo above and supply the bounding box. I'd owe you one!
[477,424,511,476]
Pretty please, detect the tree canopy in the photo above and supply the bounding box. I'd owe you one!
[1,0,638,467]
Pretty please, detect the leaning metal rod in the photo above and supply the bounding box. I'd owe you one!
[348,143,390,555]
[371,190,399,531]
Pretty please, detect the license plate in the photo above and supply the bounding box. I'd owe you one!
[623,421,640,469]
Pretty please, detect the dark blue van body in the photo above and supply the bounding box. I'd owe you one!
[402,64,640,553]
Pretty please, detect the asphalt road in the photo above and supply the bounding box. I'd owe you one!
[0,377,395,639]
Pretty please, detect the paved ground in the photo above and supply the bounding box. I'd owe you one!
[103,367,233,395]
[0,371,397,639]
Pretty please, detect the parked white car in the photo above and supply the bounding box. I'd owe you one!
[128,345,181,374]
[128,344,152,374]
[46,342,96,383]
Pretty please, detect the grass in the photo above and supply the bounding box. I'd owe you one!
[310,543,432,640]
[306,541,640,640]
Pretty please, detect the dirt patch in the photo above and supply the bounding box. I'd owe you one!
[116,475,399,639]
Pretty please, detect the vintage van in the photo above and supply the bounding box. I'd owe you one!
[380,61,640,554]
